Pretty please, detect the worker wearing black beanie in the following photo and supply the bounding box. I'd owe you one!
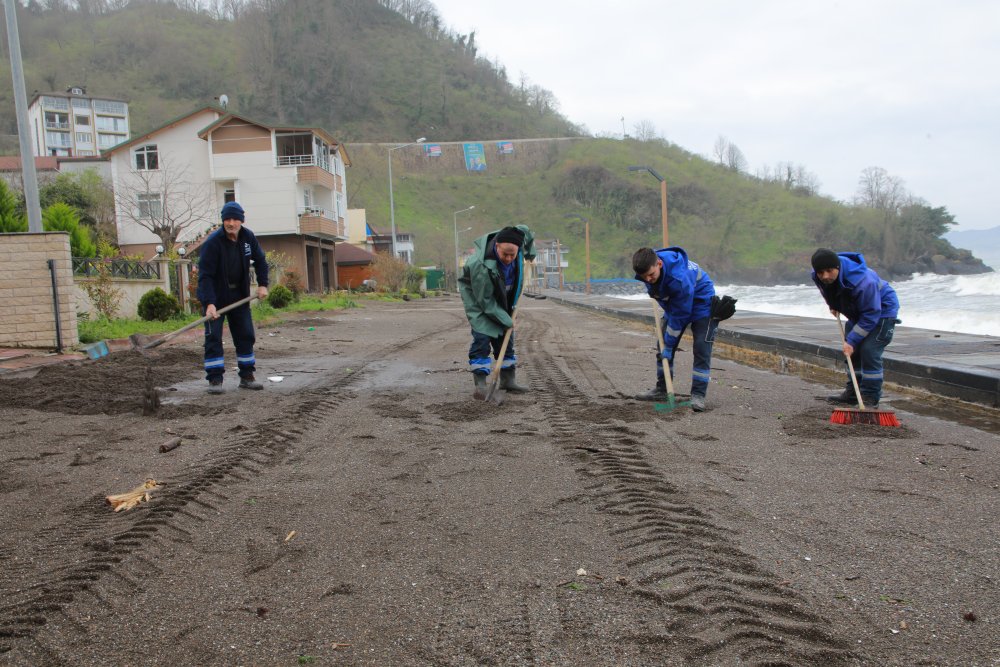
[810,248,900,408]
[811,248,840,272]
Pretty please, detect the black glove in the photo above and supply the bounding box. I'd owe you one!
[710,294,737,321]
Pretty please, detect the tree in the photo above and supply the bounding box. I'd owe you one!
[113,155,213,251]
[632,120,658,142]
[855,166,910,264]
[43,202,97,257]
[0,180,28,233]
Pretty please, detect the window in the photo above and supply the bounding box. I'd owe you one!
[76,132,93,144]
[97,133,118,148]
[71,98,91,110]
[134,144,158,170]
[96,116,127,132]
[44,112,69,129]
[42,96,69,110]
[93,100,126,115]
[137,193,162,219]
[45,131,72,147]
[303,188,313,209]
[223,188,235,203]
[75,115,90,126]
[77,150,95,156]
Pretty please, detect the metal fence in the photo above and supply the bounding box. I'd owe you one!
[72,257,161,280]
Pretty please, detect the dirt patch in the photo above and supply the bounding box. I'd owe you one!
[0,347,200,415]
[782,406,919,439]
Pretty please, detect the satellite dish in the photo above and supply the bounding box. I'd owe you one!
[219,94,229,109]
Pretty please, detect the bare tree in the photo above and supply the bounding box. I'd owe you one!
[854,166,908,212]
[632,120,658,142]
[713,135,729,164]
[113,155,214,250]
[723,142,747,172]
[855,166,911,264]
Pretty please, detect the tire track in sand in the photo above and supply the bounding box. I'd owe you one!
[521,314,853,666]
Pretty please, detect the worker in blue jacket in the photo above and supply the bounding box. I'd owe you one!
[811,248,900,408]
[633,246,716,411]
[196,201,269,394]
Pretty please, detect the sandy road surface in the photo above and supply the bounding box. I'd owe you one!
[0,295,997,666]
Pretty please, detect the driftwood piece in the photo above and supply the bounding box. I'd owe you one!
[159,437,182,453]
[106,479,160,512]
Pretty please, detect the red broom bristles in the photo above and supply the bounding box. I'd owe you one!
[830,407,901,427]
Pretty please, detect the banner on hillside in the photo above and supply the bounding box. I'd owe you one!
[463,143,487,171]
[496,141,514,155]
[424,143,442,157]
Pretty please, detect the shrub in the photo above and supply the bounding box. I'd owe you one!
[267,284,294,308]
[80,259,125,319]
[138,288,181,321]
[281,269,304,302]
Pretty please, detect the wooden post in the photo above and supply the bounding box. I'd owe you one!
[585,222,591,294]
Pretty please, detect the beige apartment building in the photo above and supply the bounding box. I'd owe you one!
[105,106,350,291]
[28,86,129,157]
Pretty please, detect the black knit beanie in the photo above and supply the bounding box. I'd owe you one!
[811,248,840,271]
[494,226,524,247]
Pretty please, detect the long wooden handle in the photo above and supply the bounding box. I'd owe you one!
[486,308,518,394]
[651,300,675,397]
[143,294,256,350]
[836,314,866,410]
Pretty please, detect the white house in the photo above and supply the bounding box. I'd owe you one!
[28,86,129,157]
[105,106,351,292]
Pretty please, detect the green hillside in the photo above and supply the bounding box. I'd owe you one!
[347,137,971,283]
[1,0,983,282]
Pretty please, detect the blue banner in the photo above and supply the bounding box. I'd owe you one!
[424,144,442,157]
[497,141,514,155]
[463,143,487,171]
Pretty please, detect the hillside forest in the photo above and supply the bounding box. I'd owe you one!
[0,0,990,282]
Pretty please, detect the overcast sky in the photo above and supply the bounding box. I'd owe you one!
[430,0,999,232]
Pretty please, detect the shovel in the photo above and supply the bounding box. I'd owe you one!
[651,299,689,411]
[129,295,256,352]
[482,306,519,405]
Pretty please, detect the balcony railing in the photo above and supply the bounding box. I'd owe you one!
[278,154,331,171]
[45,121,70,130]
[73,257,161,280]
[298,206,330,218]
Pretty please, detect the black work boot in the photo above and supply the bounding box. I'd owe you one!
[239,374,263,390]
[826,384,854,405]
[499,368,529,393]
[473,372,488,399]
[207,378,225,395]
[636,383,668,401]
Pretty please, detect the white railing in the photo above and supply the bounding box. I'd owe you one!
[278,154,331,172]
[278,154,315,166]
[298,206,329,217]
[45,121,70,130]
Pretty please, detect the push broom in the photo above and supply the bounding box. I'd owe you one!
[830,314,901,427]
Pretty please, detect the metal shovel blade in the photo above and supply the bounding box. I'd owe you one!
[653,393,690,413]
[129,332,155,351]
[487,387,507,405]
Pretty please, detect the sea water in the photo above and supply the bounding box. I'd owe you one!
[618,272,1000,337]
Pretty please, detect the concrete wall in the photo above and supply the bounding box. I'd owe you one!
[71,257,172,318]
[0,232,79,349]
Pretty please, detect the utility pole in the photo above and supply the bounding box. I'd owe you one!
[3,0,42,232]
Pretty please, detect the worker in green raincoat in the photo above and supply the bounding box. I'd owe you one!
[458,225,535,398]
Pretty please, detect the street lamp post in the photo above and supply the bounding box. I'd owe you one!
[628,165,669,247]
[388,137,426,259]
[452,205,475,284]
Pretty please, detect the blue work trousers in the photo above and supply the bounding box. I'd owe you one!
[203,302,257,382]
[845,317,897,402]
[657,316,716,398]
[468,328,516,375]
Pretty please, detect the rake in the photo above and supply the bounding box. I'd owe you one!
[830,314,901,427]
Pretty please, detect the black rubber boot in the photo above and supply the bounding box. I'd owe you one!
[207,378,225,395]
[826,387,854,405]
[635,383,668,401]
[499,368,529,393]
[473,372,488,399]
[239,374,263,390]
